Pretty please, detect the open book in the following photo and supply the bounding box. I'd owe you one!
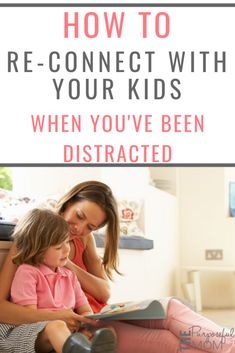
[86,298,169,321]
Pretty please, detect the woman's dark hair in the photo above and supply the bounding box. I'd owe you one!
[56,181,120,279]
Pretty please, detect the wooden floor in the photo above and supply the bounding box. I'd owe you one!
[202,309,235,328]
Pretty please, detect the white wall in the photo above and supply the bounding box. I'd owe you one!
[108,185,179,302]
[179,167,235,308]
[12,167,102,197]
[11,167,150,200]
[149,167,177,196]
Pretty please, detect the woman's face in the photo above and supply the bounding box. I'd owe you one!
[62,199,107,238]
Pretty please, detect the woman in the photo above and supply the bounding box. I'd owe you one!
[0,180,234,353]
[56,181,120,314]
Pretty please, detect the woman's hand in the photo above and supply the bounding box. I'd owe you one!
[65,258,76,272]
[68,235,111,303]
[55,308,95,332]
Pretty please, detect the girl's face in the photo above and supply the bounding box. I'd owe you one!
[62,200,106,239]
[42,237,70,272]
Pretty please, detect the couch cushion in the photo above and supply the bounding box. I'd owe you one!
[0,221,16,240]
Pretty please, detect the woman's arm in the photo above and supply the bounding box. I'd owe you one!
[0,243,35,324]
[23,305,94,331]
[67,234,110,303]
[0,243,17,301]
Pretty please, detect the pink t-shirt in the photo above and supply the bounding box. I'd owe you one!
[10,263,88,311]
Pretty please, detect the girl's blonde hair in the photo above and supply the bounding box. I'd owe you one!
[12,208,69,266]
[56,180,120,279]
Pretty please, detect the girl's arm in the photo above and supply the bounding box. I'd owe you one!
[67,234,110,303]
[0,243,92,327]
[75,303,93,316]
[23,305,94,332]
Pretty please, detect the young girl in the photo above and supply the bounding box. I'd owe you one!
[0,208,116,353]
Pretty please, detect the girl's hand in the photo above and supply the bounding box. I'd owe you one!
[55,309,95,332]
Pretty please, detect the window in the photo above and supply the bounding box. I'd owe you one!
[0,167,13,191]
